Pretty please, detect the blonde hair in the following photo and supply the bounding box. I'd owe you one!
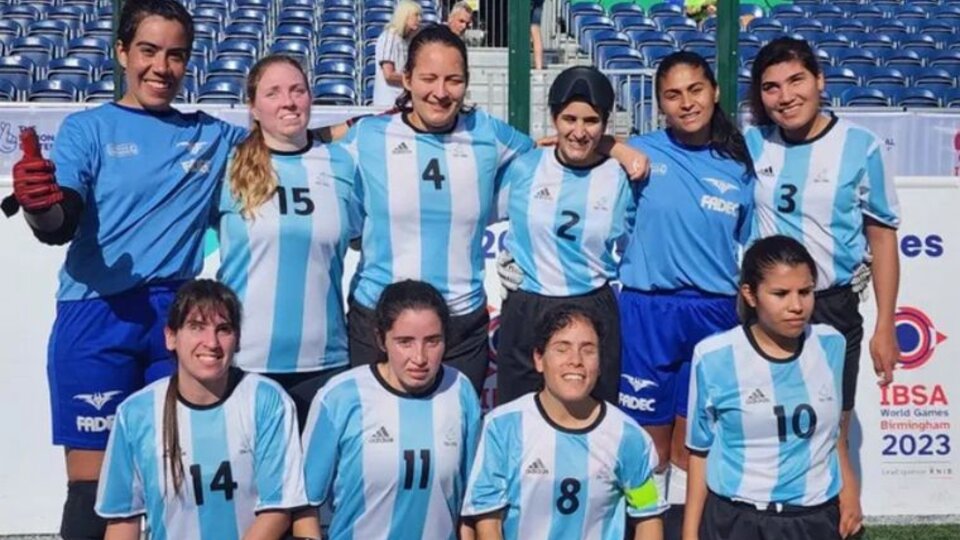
[229,55,309,218]
[388,0,422,37]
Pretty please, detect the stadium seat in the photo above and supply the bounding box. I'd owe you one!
[270,41,311,64]
[0,20,22,51]
[840,87,888,107]
[786,18,824,34]
[47,57,94,90]
[747,17,785,33]
[573,14,613,40]
[596,44,635,67]
[605,54,644,71]
[918,22,956,45]
[823,66,859,88]
[931,6,960,21]
[615,15,658,32]
[771,4,806,19]
[46,6,86,34]
[66,36,110,65]
[880,49,923,67]
[674,31,715,49]
[28,79,79,102]
[737,67,751,84]
[215,38,259,62]
[197,80,243,103]
[629,30,674,48]
[830,20,866,35]
[610,3,645,16]
[685,46,716,62]
[619,77,654,108]
[84,79,114,102]
[750,30,786,46]
[894,5,929,23]
[810,5,844,18]
[589,29,631,58]
[322,10,357,26]
[851,5,885,22]
[907,67,956,89]
[2,5,41,32]
[276,24,314,45]
[313,59,354,85]
[206,58,251,87]
[638,45,676,67]
[312,81,356,105]
[835,48,878,67]
[97,57,115,81]
[856,33,895,50]
[648,2,683,18]
[0,79,17,101]
[224,22,263,44]
[890,87,940,108]
[229,9,267,26]
[320,25,356,43]
[193,22,219,44]
[860,66,907,87]
[8,36,55,73]
[363,10,392,25]
[812,32,851,49]
[27,20,71,43]
[901,35,938,51]
[942,88,960,108]
[657,16,697,33]
[929,51,960,70]
[318,42,356,62]
[193,8,225,29]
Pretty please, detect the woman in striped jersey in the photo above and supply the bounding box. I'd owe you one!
[342,25,647,395]
[495,65,633,406]
[463,303,666,540]
[746,37,901,536]
[684,236,847,540]
[96,279,307,540]
[214,55,361,428]
[295,280,482,540]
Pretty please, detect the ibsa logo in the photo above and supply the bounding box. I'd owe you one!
[895,307,947,370]
[900,234,943,258]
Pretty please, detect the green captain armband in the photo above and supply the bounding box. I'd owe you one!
[625,478,660,511]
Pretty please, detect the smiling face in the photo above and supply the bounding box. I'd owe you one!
[535,317,601,404]
[250,61,311,149]
[759,59,825,139]
[165,306,238,388]
[116,15,189,111]
[553,100,605,166]
[658,63,718,145]
[742,262,815,341]
[380,308,446,393]
[403,42,467,132]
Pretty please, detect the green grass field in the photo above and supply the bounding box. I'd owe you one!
[867,525,960,539]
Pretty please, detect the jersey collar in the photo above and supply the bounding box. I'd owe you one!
[534,392,607,435]
[779,113,838,147]
[742,324,806,364]
[177,367,245,410]
[401,111,460,135]
[370,363,445,399]
[269,130,314,156]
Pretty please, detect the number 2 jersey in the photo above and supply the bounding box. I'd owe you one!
[302,364,482,540]
[216,135,362,373]
[462,394,666,540]
[745,115,900,291]
[500,148,635,296]
[686,324,845,506]
[341,110,534,315]
[95,369,306,539]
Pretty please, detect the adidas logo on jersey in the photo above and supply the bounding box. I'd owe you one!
[758,166,774,177]
[818,384,835,403]
[392,142,411,155]
[593,196,610,211]
[368,426,394,444]
[745,388,770,405]
[533,187,553,201]
[525,458,550,475]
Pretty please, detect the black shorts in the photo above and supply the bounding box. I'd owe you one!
[496,284,620,406]
[262,366,349,431]
[811,286,863,412]
[700,491,842,540]
[531,0,545,25]
[348,299,489,395]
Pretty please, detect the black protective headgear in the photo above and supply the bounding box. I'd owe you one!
[548,66,616,121]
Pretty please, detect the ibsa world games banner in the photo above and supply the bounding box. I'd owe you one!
[856,178,960,516]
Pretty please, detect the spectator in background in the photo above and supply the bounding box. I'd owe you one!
[531,0,545,69]
[373,0,421,107]
[447,1,473,37]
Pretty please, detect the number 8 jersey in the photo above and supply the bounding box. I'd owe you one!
[95,370,307,539]
[686,324,846,506]
[462,394,667,540]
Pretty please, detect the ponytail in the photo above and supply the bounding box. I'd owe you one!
[162,372,185,496]
[229,122,276,219]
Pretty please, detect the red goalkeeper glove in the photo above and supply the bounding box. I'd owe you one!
[11,127,62,214]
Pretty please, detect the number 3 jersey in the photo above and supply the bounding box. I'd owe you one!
[462,394,666,540]
[215,135,362,373]
[686,324,846,506]
[302,364,482,540]
[499,148,635,296]
[95,369,307,539]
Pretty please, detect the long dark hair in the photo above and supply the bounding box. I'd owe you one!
[749,37,822,126]
[738,236,818,323]
[395,24,472,114]
[163,279,242,496]
[117,0,194,51]
[656,51,753,170]
[374,280,450,359]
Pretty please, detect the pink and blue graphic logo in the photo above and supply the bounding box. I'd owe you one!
[895,307,947,370]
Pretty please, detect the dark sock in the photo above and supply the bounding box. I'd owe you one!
[60,480,107,540]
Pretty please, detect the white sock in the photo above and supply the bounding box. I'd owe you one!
[653,469,668,502]
[667,464,687,505]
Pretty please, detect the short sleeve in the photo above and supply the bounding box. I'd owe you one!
[491,116,534,169]
[51,114,96,201]
[253,381,307,511]
[743,126,765,163]
[686,349,715,452]
[492,156,522,223]
[329,142,363,239]
[618,422,667,518]
[459,379,483,489]
[96,412,145,519]
[859,138,900,229]
[221,120,249,148]
[461,417,511,517]
[301,386,344,506]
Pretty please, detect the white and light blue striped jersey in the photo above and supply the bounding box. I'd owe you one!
[342,110,534,315]
[462,394,666,540]
[745,116,901,291]
[96,369,306,540]
[51,103,247,300]
[686,324,845,506]
[302,364,482,540]
[619,129,756,296]
[216,136,362,373]
[500,149,636,297]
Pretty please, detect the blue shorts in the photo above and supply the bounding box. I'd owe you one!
[48,282,183,449]
[531,0,544,24]
[618,289,738,425]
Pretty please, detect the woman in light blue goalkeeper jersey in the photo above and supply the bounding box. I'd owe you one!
[684,236,846,540]
[463,304,666,540]
[342,25,648,396]
[746,37,902,537]
[214,55,361,428]
[294,280,482,540]
[96,280,307,540]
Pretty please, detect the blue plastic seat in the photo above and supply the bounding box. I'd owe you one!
[47,56,94,89]
[929,51,960,70]
[903,67,956,88]
[276,23,314,44]
[881,49,923,68]
[810,5,844,18]
[823,66,859,87]
[890,87,940,108]
[830,20,866,35]
[840,87,888,107]
[193,8,225,29]
[313,59,355,84]
[312,81,356,105]
[901,34,938,51]
[224,22,263,43]
[860,66,907,87]
[9,35,56,71]
[932,6,960,20]
[771,4,805,18]
[215,38,259,62]
[321,10,356,26]
[596,44,635,67]
[894,5,929,23]
[279,9,313,25]
[206,58,251,86]
[27,20,71,43]
[674,31,715,49]
[835,48,877,67]
[629,30,674,48]
[639,45,677,67]
[228,9,267,26]
[83,79,115,101]
[269,41,311,64]
[28,79,79,101]
[856,33,895,50]
[648,2,683,17]
[851,5,885,21]
[604,54,644,71]
[197,80,243,103]
[747,17,784,33]
[0,56,34,98]
[318,41,356,62]
[657,16,696,32]
[786,18,824,33]
[0,79,18,101]
[942,88,960,108]
[320,25,356,42]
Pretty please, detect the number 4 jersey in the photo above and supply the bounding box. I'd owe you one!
[95,369,307,539]
[686,324,846,506]
[462,393,667,540]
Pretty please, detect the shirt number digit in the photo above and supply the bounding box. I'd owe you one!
[402,449,431,490]
[276,186,315,215]
[777,184,798,213]
[773,404,818,442]
[422,158,446,190]
[556,478,581,515]
[188,460,238,506]
[556,210,581,242]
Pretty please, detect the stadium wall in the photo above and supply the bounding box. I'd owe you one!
[0,106,958,534]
